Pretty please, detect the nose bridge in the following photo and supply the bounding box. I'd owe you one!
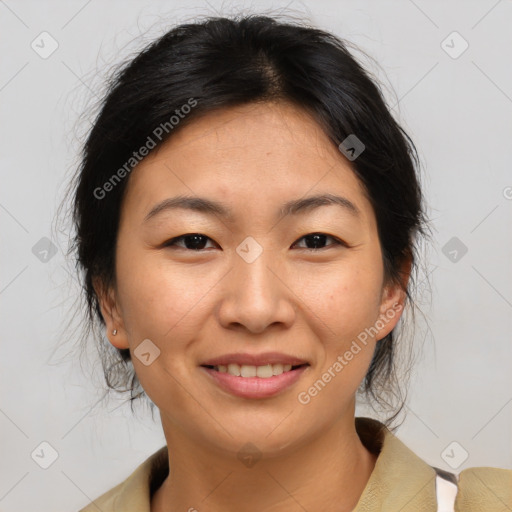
[217,234,294,333]
[233,235,279,298]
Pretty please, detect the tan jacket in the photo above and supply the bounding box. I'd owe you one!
[78,416,512,511]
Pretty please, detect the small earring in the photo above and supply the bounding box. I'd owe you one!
[112,329,118,336]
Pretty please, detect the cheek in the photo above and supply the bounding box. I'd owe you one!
[306,260,383,333]
[116,249,218,341]
[114,253,210,407]
[297,267,382,403]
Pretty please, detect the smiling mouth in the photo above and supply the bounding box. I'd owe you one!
[201,363,308,379]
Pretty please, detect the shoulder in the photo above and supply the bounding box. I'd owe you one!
[455,466,512,510]
[355,417,512,511]
[78,480,125,512]
[77,446,168,512]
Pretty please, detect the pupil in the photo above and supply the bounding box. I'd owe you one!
[306,234,325,249]
[186,234,207,250]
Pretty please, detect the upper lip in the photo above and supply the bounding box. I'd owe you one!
[201,352,309,367]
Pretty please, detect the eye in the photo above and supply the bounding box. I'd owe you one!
[163,233,217,251]
[292,233,346,251]
[162,232,346,252]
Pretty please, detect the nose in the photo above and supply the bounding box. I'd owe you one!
[216,244,296,334]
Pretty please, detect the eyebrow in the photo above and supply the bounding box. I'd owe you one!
[143,193,361,224]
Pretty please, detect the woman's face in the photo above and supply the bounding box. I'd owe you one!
[96,101,405,456]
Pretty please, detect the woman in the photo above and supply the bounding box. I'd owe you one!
[68,14,511,511]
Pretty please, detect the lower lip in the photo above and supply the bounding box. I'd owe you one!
[200,365,309,399]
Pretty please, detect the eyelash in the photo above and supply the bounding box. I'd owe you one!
[162,233,348,252]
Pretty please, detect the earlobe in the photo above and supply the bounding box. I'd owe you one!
[108,326,129,349]
[92,276,130,350]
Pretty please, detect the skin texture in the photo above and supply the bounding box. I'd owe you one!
[94,101,409,512]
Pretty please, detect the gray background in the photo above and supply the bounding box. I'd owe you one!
[1,1,511,510]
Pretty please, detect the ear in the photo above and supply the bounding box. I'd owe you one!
[374,256,412,341]
[92,276,129,349]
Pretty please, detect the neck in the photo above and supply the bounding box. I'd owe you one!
[151,413,378,512]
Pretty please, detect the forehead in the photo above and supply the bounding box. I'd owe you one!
[137,102,341,171]
[121,101,372,224]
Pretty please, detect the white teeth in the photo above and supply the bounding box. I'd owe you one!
[241,365,257,377]
[227,363,240,376]
[256,365,273,378]
[214,363,298,378]
[272,363,284,375]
